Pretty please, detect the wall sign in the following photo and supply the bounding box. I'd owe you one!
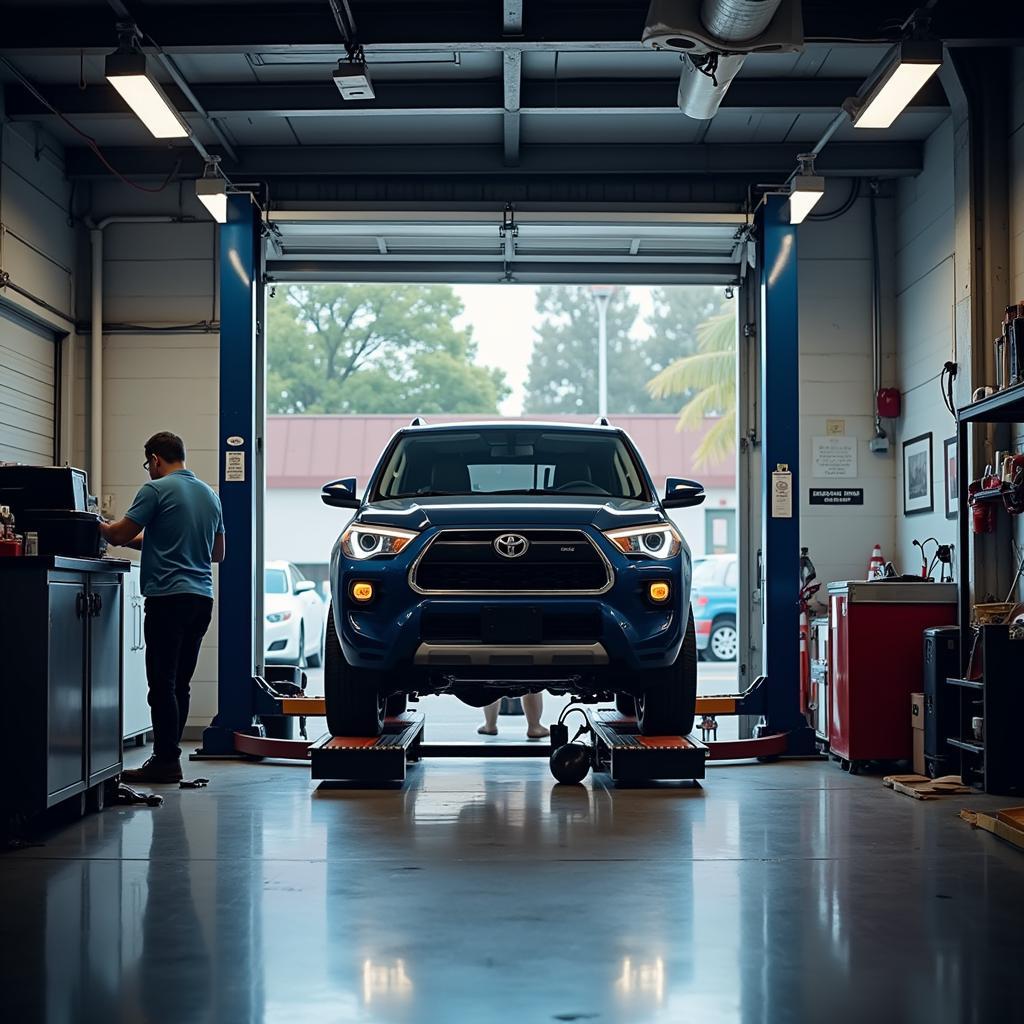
[225,451,246,482]
[812,435,858,478]
[771,465,793,518]
[809,488,864,506]
[226,435,245,447]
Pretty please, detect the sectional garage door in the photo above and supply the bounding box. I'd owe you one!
[0,304,57,465]
[265,210,749,284]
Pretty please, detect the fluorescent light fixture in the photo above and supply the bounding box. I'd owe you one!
[788,174,825,224]
[196,178,228,223]
[105,50,188,139]
[852,39,942,130]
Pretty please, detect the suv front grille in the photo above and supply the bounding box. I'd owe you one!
[411,529,611,595]
[421,608,603,644]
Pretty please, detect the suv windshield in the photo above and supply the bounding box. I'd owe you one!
[373,428,650,501]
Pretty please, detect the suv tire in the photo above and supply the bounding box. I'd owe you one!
[324,603,385,737]
[615,693,636,717]
[635,608,697,737]
[706,615,738,662]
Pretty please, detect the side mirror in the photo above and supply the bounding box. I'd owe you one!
[321,477,360,509]
[664,476,706,509]
[294,580,317,594]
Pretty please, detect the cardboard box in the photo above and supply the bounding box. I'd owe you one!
[911,692,925,776]
[961,808,1024,852]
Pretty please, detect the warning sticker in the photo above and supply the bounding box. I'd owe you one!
[225,451,245,482]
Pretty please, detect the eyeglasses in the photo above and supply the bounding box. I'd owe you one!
[143,458,151,471]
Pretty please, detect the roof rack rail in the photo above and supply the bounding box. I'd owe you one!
[593,416,611,426]
[410,416,427,426]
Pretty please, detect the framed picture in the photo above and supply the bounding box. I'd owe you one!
[943,436,958,520]
[902,433,934,515]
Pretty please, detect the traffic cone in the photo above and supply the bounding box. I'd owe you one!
[867,543,884,579]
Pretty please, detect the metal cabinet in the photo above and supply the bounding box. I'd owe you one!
[0,557,130,817]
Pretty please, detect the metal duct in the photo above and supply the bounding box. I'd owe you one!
[677,0,783,120]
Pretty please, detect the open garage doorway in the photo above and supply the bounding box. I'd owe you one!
[261,209,745,741]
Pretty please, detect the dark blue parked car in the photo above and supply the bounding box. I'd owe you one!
[320,421,706,737]
[691,554,738,661]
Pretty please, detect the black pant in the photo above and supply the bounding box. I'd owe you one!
[144,594,214,760]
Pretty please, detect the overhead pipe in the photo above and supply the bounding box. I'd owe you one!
[86,215,174,507]
[678,0,784,120]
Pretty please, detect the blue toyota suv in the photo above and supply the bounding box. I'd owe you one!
[320,421,705,737]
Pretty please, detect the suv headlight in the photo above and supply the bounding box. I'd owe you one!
[603,524,681,559]
[341,525,418,560]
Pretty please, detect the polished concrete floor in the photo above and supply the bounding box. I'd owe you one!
[3,742,1021,1024]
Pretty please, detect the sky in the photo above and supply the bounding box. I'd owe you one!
[452,285,657,415]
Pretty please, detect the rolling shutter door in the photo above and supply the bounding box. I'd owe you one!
[0,305,57,465]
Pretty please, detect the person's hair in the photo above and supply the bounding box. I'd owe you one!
[145,431,186,464]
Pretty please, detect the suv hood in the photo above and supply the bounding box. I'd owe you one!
[357,495,666,533]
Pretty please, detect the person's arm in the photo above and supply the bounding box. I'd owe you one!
[212,532,226,563]
[100,517,144,549]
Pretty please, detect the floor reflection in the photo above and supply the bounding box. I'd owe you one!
[1,757,1021,1024]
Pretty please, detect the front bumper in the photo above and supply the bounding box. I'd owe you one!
[264,617,299,663]
[331,528,690,684]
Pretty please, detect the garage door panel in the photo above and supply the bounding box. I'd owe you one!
[267,210,747,284]
[0,308,57,465]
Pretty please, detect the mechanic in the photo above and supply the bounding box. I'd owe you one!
[100,431,225,783]
[478,694,550,740]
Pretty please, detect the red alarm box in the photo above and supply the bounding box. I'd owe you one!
[876,387,901,418]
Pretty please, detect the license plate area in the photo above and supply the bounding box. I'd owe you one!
[482,605,541,643]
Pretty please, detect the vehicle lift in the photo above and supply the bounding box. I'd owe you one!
[221,673,787,786]
[199,193,814,770]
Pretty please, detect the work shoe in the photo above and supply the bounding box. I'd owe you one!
[121,756,183,784]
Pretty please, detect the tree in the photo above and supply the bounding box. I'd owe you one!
[646,305,737,468]
[267,284,508,414]
[522,285,725,415]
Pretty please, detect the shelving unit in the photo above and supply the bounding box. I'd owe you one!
[952,387,1024,793]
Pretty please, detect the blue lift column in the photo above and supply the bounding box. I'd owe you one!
[758,194,815,750]
[200,194,263,755]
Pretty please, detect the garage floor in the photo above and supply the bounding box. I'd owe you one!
[3,745,1022,1024]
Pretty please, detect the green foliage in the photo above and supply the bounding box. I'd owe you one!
[647,306,737,468]
[522,285,722,415]
[267,284,508,414]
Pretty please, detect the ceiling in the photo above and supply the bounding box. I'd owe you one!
[3,0,1007,211]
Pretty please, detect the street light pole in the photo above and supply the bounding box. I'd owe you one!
[590,285,616,418]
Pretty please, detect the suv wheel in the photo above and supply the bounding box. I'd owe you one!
[323,603,385,737]
[635,609,697,737]
[707,616,738,662]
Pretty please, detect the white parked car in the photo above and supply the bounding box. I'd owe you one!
[264,561,326,667]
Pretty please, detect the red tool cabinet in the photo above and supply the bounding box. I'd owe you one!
[828,581,957,766]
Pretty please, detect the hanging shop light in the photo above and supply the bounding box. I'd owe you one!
[105,45,188,139]
[787,155,825,225]
[195,176,228,224]
[850,39,942,130]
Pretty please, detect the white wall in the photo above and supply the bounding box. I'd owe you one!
[892,119,958,577]
[74,183,221,728]
[797,182,898,588]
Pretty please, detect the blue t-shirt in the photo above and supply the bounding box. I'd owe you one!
[125,469,225,598]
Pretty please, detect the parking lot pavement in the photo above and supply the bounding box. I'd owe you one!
[298,663,742,742]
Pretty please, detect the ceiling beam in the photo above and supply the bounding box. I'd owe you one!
[503,51,522,166]
[64,141,924,180]
[0,2,1019,54]
[502,1,524,36]
[2,78,948,121]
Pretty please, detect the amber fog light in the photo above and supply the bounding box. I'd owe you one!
[351,581,375,603]
[648,582,670,603]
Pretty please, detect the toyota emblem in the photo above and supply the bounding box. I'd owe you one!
[494,533,529,559]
